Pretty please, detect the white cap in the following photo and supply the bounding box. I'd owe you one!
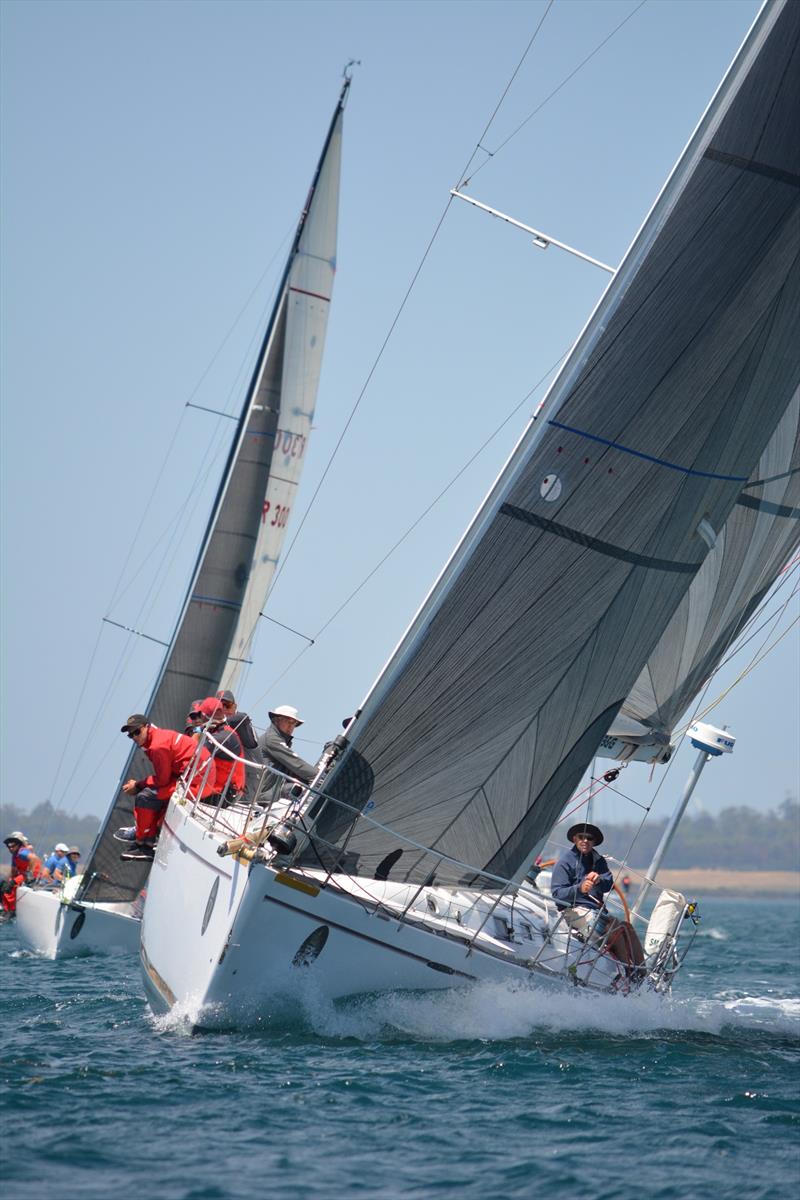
[269,704,304,725]
[55,843,70,853]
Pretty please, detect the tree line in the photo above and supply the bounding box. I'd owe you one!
[599,798,799,871]
[2,798,798,872]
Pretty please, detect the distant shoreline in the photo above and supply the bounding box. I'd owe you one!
[649,869,799,897]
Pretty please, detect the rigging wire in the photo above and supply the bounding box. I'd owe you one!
[230,15,560,680]
[546,561,800,886]
[249,354,566,704]
[43,229,295,818]
[461,0,649,187]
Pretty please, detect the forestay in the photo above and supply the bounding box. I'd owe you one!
[616,389,800,745]
[79,84,347,904]
[307,0,800,885]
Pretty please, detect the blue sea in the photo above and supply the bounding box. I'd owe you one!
[1,895,798,1199]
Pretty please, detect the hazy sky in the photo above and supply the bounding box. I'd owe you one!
[1,0,797,839]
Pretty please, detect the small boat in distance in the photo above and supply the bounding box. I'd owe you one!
[138,0,800,1026]
[14,77,350,958]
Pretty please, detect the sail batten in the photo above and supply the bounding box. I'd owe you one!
[306,0,800,886]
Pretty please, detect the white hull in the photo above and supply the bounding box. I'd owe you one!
[139,798,659,1029]
[15,884,141,958]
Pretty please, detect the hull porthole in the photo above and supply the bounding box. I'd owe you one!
[69,911,86,940]
[201,877,219,936]
[292,925,330,967]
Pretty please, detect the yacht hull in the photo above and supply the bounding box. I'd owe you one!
[15,885,141,958]
[140,799,621,1028]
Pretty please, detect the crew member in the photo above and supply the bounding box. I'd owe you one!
[42,842,71,883]
[259,704,317,792]
[190,697,245,806]
[1,832,42,915]
[550,823,645,976]
[216,690,259,798]
[114,714,213,860]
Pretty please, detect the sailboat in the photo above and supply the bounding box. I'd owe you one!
[14,79,350,959]
[141,0,796,1023]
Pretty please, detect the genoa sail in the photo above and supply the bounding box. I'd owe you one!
[614,390,800,749]
[79,82,347,904]
[306,0,800,886]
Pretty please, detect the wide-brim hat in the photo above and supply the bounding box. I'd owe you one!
[269,704,303,725]
[567,822,604,846]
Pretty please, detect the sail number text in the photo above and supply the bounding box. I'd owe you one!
[262,501,291,528]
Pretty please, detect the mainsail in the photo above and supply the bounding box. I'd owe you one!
[614,391,800,748]
[307,0,800,885]
[79,81,347,904]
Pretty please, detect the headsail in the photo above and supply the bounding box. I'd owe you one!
[307,0,800,885]
[613,390,800,751]
[79,82,347,904]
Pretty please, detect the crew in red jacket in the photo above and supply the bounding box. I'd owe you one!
[114,714,213,861]
[190,698,246,805]
[1,832,42,915]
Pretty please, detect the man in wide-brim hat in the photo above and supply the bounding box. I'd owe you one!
[550,821,644,976]
[259,704,318,791]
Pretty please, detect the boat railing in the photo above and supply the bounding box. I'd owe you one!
[176,739,698,982]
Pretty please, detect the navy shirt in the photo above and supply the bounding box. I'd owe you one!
[550,844,613,911]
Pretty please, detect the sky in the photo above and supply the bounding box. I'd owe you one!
[1,0,797,841]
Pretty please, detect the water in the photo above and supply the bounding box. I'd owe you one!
[2,895,798,1199]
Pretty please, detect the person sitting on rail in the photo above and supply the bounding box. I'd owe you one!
[1,832,42,916]
[189,698,246,807]
[41,842,72,884]
[114,714,214,861]
[215,689,260,800]
[550,823,645,976]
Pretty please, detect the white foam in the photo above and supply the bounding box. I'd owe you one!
[298,979,800,1042]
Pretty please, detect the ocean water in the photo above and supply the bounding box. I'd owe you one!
[1,895,798,1200]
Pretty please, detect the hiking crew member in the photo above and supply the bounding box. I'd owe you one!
[114,714,213,860]
[42,843,72,883]
[2,833,42,915]
[190,698,245,806]
[216,690,259,799]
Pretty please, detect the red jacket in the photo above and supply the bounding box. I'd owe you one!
[137,727,213,800]
[207,723,246,796]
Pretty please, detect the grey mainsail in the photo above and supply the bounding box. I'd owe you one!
[615,390,800,747]
[79,82,348,904]
[306,0,800,885]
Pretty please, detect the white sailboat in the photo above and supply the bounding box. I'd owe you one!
[137,0,800,1027]
[14,79,350,958]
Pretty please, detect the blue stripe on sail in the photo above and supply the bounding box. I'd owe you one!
[548,421,748,482]
[191,595,243,611]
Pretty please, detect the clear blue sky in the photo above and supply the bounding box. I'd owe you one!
[1,0,797,834]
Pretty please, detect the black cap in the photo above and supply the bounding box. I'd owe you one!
[120,713,149,733]
[216,690,235,704]
[567,822,604,846]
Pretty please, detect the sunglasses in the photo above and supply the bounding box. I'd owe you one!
[575,833,596,842]
[127,727,144,739]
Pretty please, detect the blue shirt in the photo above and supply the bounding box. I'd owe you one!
[550,844,613,911]
[43,851,72,878]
